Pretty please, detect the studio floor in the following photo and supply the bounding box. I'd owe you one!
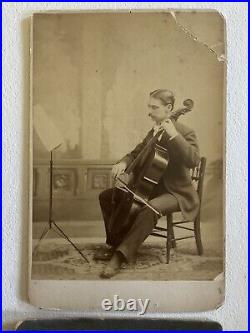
[32,217,223,281]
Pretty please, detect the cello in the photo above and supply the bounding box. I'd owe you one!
[108,99,194,244]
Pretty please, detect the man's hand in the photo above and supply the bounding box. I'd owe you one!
[111,161,127,179]
[160,119,179,139]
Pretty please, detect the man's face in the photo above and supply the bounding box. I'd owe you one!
[148,97,173,124]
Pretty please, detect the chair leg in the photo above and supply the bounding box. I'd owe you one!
[166,213,173,264]
[167,213,176,248]
[194,215,203,255]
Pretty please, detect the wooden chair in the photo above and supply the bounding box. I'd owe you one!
[151,157,207,264]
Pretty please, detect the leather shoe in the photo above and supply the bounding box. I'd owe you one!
[94,248,114,261]
[99,251,124,279]
[100,266,120,279]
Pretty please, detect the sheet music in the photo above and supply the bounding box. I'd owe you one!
[33,104,64,152]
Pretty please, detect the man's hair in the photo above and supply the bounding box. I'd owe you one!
[150,89,175,109]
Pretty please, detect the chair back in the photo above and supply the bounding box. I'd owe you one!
[191,157,207,202]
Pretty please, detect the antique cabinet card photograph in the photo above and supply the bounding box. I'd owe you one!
[29,11,225,313]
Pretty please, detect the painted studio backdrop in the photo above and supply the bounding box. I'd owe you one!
[32,12,225,280]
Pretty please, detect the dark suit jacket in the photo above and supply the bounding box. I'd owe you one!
[119,121,200,221]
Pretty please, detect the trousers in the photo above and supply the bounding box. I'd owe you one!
[99,182,180,263]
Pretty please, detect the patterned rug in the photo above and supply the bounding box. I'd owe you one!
[32,241,223,281]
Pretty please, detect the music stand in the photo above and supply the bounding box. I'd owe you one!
[33,105,89,263]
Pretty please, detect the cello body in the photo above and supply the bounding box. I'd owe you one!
[109,143,169,238]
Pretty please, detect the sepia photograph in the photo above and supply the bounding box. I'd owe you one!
[2,2,248,328]
[31,11,225,287]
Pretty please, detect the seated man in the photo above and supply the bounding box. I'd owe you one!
[98,89,200,278]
